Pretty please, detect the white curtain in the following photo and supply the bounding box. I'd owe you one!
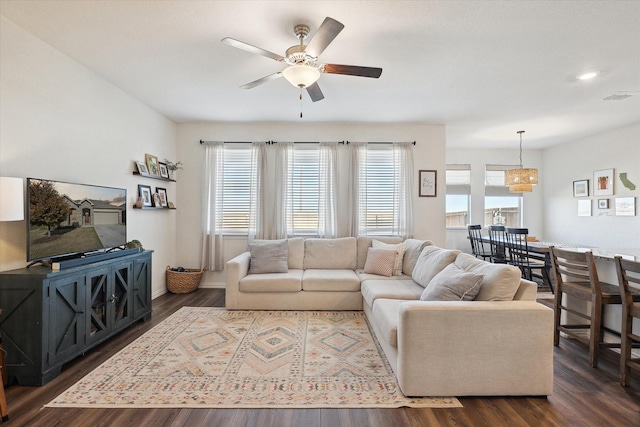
[393,141,414,238]
[348,142,366,237]
[271,141,291,239]
[248,141,268,241]
[201,141,224,271]
[318,141,338,237]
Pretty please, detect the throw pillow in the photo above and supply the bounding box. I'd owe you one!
[248,240,289,274]
[363,248,397,277]
[411,246,461,288]
[420,263,484,301]
[402,239,433,275]
[372,240,406,276]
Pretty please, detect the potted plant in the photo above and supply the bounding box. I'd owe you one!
[164,159,183,180]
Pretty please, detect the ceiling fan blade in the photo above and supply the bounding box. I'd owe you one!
[306,82,325,102]
[240,72,283,89]
[222,37,284,62]
[322,64,383,78]
[305,17,344,58]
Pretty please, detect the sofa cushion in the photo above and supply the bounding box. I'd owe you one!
[402,239,433,275]
[454,253,522,301]
[411,246,460,288]
[371,298,406,348]
[361,279,424,308]
[356,236,403,269]
[239,270,303,292]
[302,269,361,292]
[287,237,305,270]
[420,263,484,301]
[304,237,357,270]
[248,239,288,274]
[372,240,406,276]
[363,248,396,277]
[356,270,413,282]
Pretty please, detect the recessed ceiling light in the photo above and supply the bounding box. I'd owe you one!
[577,71,598,80]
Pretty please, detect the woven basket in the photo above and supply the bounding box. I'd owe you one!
[166,266,203,294]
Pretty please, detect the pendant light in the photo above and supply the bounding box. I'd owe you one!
[505,130,538,193]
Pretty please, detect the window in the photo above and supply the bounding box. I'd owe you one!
[484,165,522,228]
[286,146,320,235]
[446,164,471,228]
[358,143,413,237]
[221,145,252,233]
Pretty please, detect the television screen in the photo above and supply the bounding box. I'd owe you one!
[27,178,127,262]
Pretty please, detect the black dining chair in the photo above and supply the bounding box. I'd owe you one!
[467,225,491,261]
[505,228,549,284]
[488,225,508,263]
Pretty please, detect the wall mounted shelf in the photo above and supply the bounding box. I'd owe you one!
[132,171,175,182]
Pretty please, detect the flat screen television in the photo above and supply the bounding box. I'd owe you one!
[27,178,127,263]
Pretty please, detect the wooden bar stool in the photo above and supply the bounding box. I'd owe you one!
[550,247,633,368]
[0,308,8,422]
[615,256,640,386]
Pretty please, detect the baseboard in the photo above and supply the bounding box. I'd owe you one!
[199,282,226,289]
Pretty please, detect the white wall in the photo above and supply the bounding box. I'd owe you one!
[0,17,177,298]
[542,122,640,248]
[445,148,544,252]
[175,122,446,286]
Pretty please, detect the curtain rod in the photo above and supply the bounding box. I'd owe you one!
[200,139,415,145]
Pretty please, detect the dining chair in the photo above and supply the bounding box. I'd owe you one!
[615,256,640,386]
[550,246,631,368]
[488,225,508,263]
[505,228,549,284]
[467,224,491,261]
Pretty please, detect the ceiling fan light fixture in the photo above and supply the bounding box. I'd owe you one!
[282,64,320,88]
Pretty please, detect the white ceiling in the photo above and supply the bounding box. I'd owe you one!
[1,1,639,149]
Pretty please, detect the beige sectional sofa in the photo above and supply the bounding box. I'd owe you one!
[225,236,554,397]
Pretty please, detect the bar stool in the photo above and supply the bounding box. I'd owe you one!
[0,309,7,422]
[488,225,508,263]
[615,256,640,386]
[467,224,491,261]
[505,227,549,284]
[550,247,631,368]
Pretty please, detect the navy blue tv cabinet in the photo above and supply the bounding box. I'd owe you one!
[0,250,152,386]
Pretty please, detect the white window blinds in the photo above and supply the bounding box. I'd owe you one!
[286,146,320,235]
[485,164,520,196]
[358,145,396,235]
[221,145,252,232]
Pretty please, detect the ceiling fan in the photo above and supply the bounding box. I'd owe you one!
[222,17,382,102]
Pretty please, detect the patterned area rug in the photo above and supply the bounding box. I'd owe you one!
[46,307,461,409]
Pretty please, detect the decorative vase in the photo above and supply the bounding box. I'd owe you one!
[169,170,176,180]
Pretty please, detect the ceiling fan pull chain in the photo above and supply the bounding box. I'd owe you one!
[300,88,303,118]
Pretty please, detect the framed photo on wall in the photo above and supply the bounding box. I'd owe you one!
[158,162,169,179]
[136,161,149,175]
[577,199,591,217]
[573,180,589,197]
[145,153,160,176]
[593,169,614,196]
[137,184,153,207]
[419,170,437,197]
[598,199,609,209]
[156,187,168,208]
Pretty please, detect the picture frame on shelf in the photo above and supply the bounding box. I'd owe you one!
[598,199,609,209]
[158,162,169,179]
[138,184,153,207]
[145,153,160,176]
[153,193,163,208]
[593,169,614,196]
[577,199,591,217]
[573,180,589,197]
[136,161,149,175]
[615,197,636,216]
[419,170,437,197]
[168,201,176,209]
[156,187,168,208]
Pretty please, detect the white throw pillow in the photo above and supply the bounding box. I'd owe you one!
[420,263,484,301]
[372,240,406,276]
[363,248,397,277]
[411,246,461,288]
[402,239,433,275]
[248,240,289,274]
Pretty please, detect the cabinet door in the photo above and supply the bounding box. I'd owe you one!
[111,260,133,331]
[48,274,85,367]
[132,254,152,319]
[86,267,111,346]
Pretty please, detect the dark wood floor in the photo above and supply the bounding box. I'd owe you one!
[3,289,640,426]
